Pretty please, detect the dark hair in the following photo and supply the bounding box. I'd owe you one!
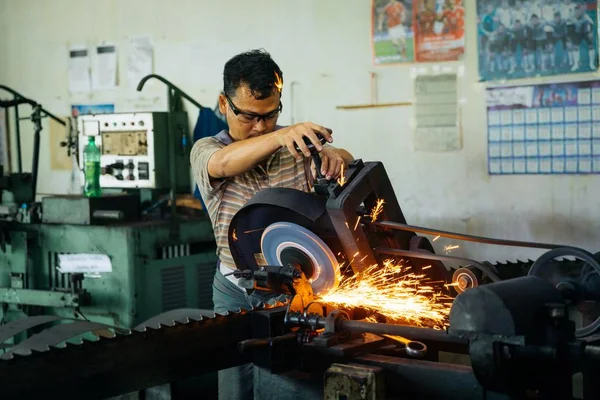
[223,49,283,100]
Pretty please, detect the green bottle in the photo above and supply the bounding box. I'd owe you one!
[83,136,102,197]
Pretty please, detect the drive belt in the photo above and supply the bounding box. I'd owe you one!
[370,221,567,250]
[375,247,502,282]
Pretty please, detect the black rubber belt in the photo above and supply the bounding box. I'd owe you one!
[375,247,502,282]
[371,221,566,250]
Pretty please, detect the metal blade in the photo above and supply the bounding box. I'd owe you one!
[0,315,63,344]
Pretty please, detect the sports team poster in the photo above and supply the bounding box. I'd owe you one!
[486,80,600,175]
[414,0,465,62]
[477,0,599,81]
[372,0,465,64]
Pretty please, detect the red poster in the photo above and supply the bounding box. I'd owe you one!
[413,0,465,62]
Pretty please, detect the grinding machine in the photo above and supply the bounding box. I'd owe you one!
[1,129,600,400]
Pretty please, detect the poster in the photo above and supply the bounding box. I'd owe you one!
[71,104,115,117]
[414,0,465,62]
[371,0,465,65]
[373,0,416,64]
[477,0,598,81]
[486,80,600,175]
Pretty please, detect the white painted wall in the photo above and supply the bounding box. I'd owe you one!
[0,0,598,263]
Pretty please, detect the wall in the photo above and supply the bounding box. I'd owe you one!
[0,0,598,262]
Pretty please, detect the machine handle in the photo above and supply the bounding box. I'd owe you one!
[292,131,332,182]
[382,334,427,358]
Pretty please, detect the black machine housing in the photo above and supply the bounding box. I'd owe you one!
[228,159,448,287]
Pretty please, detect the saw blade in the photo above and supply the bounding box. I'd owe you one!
[261,222,340,295]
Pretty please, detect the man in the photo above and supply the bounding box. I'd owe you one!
[494,0,513,30]
[530,14,548,72]
[509,18,533,73]
[416,0,440,38]
[546,11,568,69]
[191,49,353,400]
[539,0,558,22]
[478,2,497,73]
[487,23,512,74]
[568,4,596,71]
[378,0,408,59]
[440,0,465,38]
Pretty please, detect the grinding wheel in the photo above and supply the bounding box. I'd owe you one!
[261,222,340,295]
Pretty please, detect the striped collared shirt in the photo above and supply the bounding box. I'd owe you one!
[191,129,318,272]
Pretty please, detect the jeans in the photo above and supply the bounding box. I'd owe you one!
[212,267,322,400]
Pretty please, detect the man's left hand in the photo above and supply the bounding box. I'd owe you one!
[318,148,346,180]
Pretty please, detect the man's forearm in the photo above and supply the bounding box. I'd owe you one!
[208,132,281,178]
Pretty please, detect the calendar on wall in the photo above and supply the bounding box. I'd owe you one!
[486,80,600,175]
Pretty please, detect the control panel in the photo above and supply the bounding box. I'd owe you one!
[77,112,191,191]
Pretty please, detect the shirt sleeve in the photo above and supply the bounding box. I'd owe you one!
[190,137,227,199]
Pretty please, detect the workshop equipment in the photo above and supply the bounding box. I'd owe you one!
[0,85,66,215]
[1,149,599,400]
[0,84,219,357]
[76,111,191,192]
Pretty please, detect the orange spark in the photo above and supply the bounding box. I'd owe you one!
[422,265,431,270]
[370,199,385,222]
[319,260,451,329]
[433,235,440,242]
[274,72,283,92]
[444,245,459,252]
[243,227,266,234]
[353,216,361,231]
[232,229,238,241]
[360,254,368,262]
[337,164,346,186]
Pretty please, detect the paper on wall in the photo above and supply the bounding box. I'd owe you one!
[68,45,91,93]
[413,74,460,152]
[58,254,113,273]
[127,35,154,88]
[92,43,118,91]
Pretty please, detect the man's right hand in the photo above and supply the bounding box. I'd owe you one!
[274,122,333,160]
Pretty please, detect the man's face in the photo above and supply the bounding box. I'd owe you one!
[219,85,281,142]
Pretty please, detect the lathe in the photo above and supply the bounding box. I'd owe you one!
[2,83,600,399]
[1,141,600,399]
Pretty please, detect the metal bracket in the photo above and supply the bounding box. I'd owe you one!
[0,288,89,308]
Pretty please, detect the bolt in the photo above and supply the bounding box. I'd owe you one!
[547,303,566,319]
[458,276,469,290]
